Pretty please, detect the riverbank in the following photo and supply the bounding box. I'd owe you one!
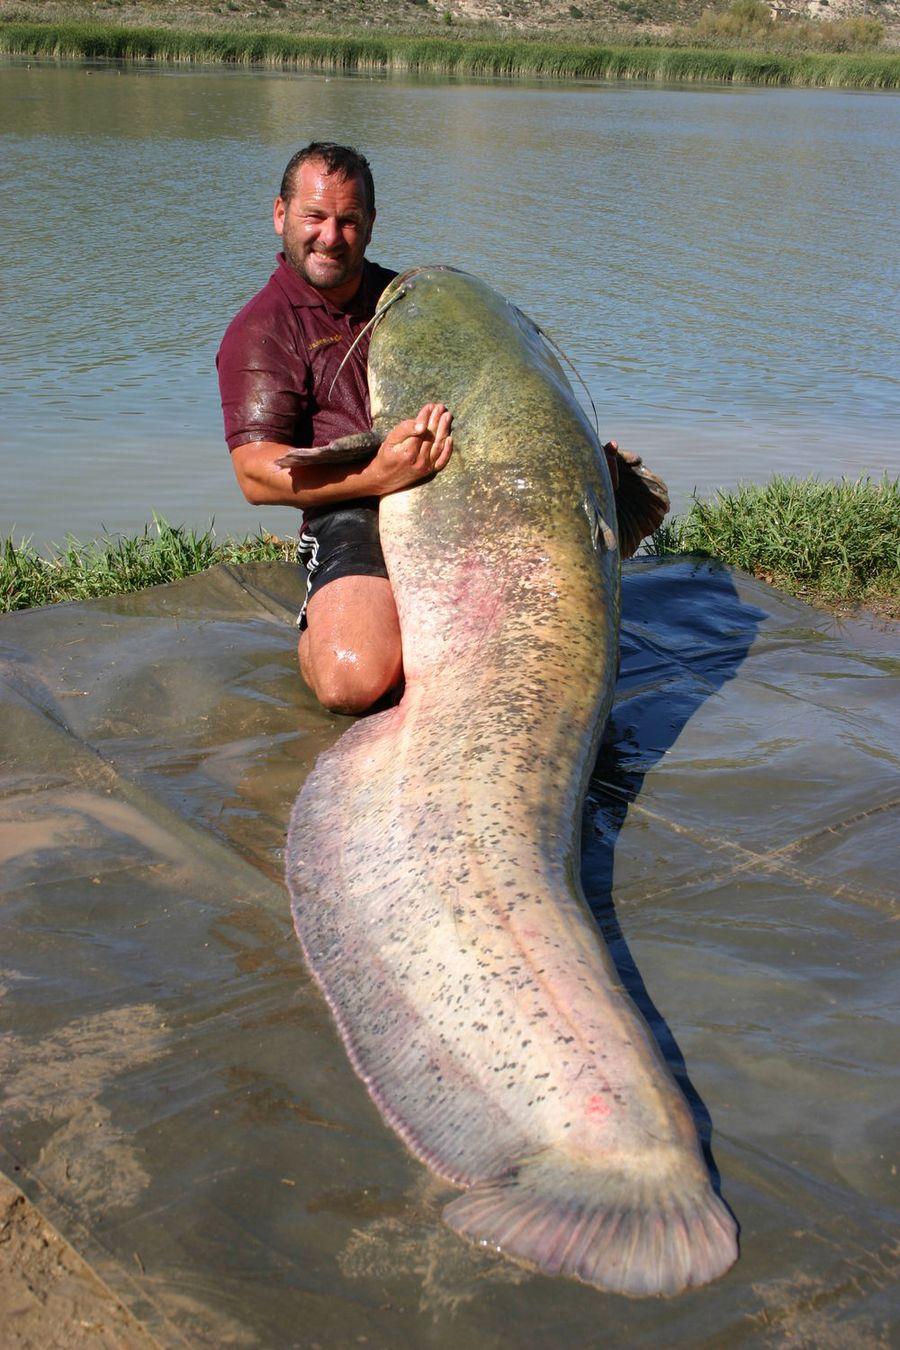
[648,475,899,618]
[3,478,897,619]
[2,19,898,86]
[0,518,296,614]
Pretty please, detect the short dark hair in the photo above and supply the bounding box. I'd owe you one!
[279,142,375,216]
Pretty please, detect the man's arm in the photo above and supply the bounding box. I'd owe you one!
[231,404,453,509]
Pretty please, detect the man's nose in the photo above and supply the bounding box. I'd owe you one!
[318,216,341,249]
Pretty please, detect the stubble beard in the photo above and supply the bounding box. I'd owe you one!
[282,231,364,295]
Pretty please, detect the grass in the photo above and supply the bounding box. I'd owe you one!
[1,20,899,87]
[0,515,296,613]
[4,479,897,617]
[647,476,900,617]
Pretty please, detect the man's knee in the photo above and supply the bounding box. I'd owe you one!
[299,635,401,714]
[313,666,399,715]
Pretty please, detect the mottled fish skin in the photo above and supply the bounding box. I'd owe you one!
[286,269,738,1298]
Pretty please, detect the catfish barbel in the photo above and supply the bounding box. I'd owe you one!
[284,267,738,1297]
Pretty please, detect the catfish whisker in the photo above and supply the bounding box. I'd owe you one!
[328,290,406,398]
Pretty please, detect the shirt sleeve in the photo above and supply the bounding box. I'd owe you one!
[216,300,311,452]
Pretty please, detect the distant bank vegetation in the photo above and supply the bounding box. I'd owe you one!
[3,479,897,617]
[1,16,898,87]
[692,0,886,52]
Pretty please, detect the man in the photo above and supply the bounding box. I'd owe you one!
[218,142,452,716]
[218,142,664,716]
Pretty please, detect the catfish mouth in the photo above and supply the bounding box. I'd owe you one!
[396,261,464,288]
[388,263,463,297]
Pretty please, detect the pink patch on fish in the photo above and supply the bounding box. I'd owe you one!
[585,1094,612,1120]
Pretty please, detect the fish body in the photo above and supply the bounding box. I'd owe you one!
[285,268,737,1296]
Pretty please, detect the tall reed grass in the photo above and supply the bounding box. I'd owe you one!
[1,21,898,87]
[648,476,899,614]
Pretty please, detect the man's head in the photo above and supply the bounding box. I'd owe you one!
[274,143,375,302]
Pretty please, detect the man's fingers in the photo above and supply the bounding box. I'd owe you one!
[602,438,644,473]
[433,409,452,440]
[386,417,430,453]
[433,435,453,472]
[415,403,437,434]
[428,411,453,465]
[427,402,448,432]
[381,405,453,482]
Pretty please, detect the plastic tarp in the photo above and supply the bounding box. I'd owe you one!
[1,558,897,1347]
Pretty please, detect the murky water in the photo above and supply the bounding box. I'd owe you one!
[1,59,898,547]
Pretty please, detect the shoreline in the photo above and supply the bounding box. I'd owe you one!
[3,478,897,620]
[2,20,899,88]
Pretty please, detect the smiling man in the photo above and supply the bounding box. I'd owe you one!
[217,142,453,715]
[218,142,667,717]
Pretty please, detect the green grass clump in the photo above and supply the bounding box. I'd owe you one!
[648,476,900,615]
[1,515,296,613]
[1,21,898,88]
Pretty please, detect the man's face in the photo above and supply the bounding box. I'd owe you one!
[274,159,374,297]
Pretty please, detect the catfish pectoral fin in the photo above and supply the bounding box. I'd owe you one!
[443,1151,738,1298]
[275,431,384,468]
[615,459,671,558]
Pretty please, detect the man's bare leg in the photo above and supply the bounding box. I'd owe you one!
[298,575,402,715]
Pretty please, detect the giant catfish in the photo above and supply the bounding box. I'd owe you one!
[283,267,738,1297]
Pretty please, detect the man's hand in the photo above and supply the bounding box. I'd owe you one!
[372,403,453,495]
[603,439,646,491]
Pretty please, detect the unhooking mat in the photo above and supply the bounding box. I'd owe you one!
[0,558,897,1348]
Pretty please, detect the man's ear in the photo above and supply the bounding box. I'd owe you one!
[365,208,376,247]
[273,196,286,237]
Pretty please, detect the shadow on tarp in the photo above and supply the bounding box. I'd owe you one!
[0,558,897,1348]
[584,563,767,1192]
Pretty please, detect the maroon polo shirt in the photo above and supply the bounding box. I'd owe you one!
[217,253,397,455]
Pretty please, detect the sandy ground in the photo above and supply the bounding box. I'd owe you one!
[0,1174,158,1350]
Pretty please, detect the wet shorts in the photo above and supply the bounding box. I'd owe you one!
[295,499,389,630]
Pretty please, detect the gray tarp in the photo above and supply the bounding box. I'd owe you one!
[1,558,897,1347]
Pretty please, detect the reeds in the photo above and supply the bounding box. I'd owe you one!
[1,516,296,613]
[648,476,900,614]
[1,21,898,88]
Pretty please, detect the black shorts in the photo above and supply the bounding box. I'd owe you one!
[296,499,389,630]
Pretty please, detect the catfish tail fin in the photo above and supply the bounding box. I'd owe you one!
[443,1152,737,1298]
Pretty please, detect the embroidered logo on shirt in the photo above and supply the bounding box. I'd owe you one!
[308,333,343,353]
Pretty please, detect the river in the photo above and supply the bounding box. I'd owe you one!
[2,57,897,547]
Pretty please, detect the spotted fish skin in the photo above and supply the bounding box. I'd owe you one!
[286,269,738,1297]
